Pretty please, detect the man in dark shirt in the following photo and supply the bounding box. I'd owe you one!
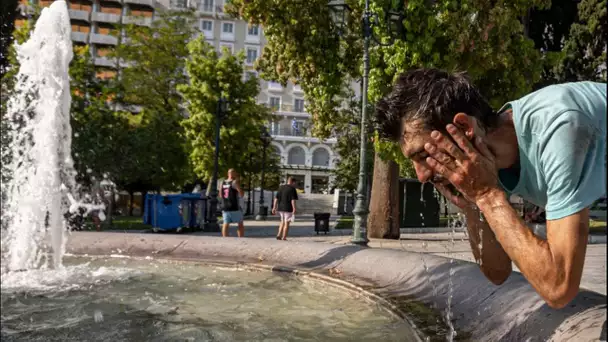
[271,177,298,240]
[221,169,245,237]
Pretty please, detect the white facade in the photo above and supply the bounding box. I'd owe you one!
[163,0,339,194]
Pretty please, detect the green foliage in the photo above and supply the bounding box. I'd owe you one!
[111,9,196,191]
[179,36,278,184]
[0,0,19,79]
[229,0,548,164]
[553,0,607,82]
[331,96,375,193]
[70,46,130,187]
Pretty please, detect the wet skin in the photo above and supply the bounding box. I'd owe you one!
[400,114,589,309]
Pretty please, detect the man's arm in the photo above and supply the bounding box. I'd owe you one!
[291,200,296,214]
[272,197,278,214]
[478,190,588,308]
[462,206,512,285]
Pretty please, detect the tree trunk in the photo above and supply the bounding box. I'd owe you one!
[367,154,400,239]
[128,191,134,216]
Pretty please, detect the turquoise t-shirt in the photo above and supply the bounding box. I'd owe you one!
[497,81,607,220]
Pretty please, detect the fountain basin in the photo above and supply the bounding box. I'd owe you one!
[62,232,606,341]
[2,256,423,341]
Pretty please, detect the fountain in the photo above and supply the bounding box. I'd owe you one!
[0,0,79,273]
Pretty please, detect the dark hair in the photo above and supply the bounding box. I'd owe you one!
[374,68,497,141]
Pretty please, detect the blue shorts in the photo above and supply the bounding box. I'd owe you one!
[222,211,243,224]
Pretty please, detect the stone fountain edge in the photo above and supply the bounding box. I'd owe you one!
[65,232,607,342]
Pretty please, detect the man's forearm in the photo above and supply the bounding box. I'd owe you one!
[462,206,512,284]
[291,200,296,212]
[272,198,277,210]
[476,189,573,307]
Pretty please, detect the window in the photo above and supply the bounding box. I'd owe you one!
[222,22,233,33]
[246,47,258,64]
[269,97,281,110]
[294,99,304,112]
[201,0,214,12]
[312,148,330,167]
[291,120,305,136]
[288,147,306,165]
[201,20,213,32]
[269,121,280,135]
[247,24,259,36]
[175,0,188,8]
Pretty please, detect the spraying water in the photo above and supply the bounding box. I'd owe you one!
[0,0,101,273]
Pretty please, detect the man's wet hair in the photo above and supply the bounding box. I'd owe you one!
[374,68,498,142]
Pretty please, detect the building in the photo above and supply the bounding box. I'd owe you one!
[15,0,156,79]
[14,0,340,195]
[160,0,339,194]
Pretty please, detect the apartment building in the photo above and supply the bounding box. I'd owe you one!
[14,0,155,79]
[14,0,340,194]
[161,0,339,194]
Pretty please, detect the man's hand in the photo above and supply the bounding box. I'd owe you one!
[271,208,277,215]
[434,183,473,210]
[424,124,503,206]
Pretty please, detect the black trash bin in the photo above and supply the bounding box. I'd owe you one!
[314,212,331,235]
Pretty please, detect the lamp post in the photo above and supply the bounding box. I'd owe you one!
[256,126,272,221]
[328,0,405,246]
[205,96,229,232]
[245,153,253,216]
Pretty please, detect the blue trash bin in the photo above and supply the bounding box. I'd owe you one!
[144,193,208,232]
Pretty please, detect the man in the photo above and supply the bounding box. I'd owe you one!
[375,68,606,309]
[272,177,299,240]
[220,169,245,237]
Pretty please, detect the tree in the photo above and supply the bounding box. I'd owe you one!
[111,9,196,199]
[70,45,130,188]
[331,95,375,194]
[553,0,606,82]
[229,0,548,239]
[179,37,277,184]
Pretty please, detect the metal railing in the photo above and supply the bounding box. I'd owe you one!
[268,103,307,114]
[269,128,309,137]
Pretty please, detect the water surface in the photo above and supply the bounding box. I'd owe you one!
[1,256,419,341]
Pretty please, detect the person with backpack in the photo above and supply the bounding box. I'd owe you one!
[220,169,245,237]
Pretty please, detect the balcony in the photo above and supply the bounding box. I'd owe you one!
[122,15,153,26]
[269,128,337,144]
[68,9,90,22]
[92,12,121,24]
[293,84,304,94]
[94,56,118,68]
[90,33,118,45]
[124,0,154,7]
[70,31,89,43]
[270,104,310,118]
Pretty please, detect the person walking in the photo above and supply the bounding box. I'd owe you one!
[272,177,298,240]
[220,169,245,237]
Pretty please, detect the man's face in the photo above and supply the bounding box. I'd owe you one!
[228,170,236,179]
[400,120,449,185]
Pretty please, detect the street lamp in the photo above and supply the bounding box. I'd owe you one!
[256,126,272,221]
[328,0,406,246]
[205,96,229,232]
